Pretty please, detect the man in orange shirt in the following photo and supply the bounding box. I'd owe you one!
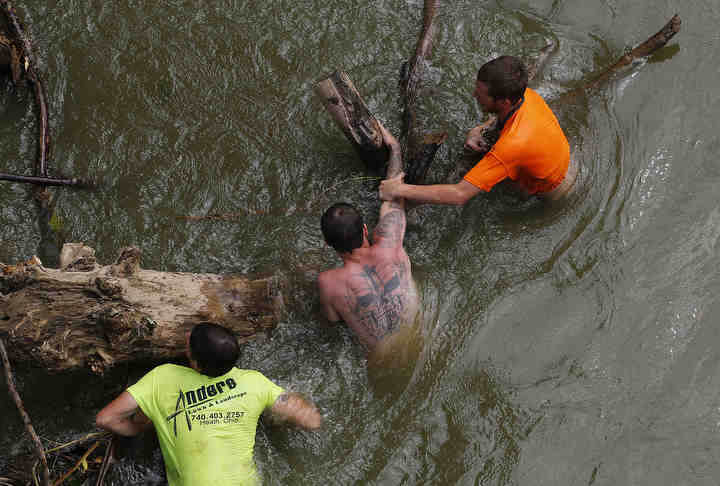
[380,56,574,205]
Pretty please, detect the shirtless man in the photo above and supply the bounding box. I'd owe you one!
[380,55,575,204]
[318,124,418,352]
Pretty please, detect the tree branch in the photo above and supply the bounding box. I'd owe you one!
[1,0,51,177]
[0,336,51,486]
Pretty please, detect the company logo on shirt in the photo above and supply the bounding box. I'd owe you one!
[165,377,246,436]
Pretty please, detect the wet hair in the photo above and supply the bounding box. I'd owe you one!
[321,202,364,254]
[476,56,528,103]
[189,323,239,377]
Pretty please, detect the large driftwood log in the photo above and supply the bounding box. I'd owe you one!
[0,245,286,373]
[314,70,390,171]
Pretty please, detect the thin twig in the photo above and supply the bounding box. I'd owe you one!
[45,432,108,454]
[51,441,100,486]
[0,337,51,486]
[94,436,115,486]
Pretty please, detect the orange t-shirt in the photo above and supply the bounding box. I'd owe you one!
[463,88,570,194]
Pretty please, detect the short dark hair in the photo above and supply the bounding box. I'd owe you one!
[189,324,239,377]
[476,56,528,103]
[321,203,364,253]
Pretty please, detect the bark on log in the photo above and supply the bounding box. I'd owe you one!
[314,1,442,182]
[399,0,442,184]
[314,70,389,171]
[0,245,286,373]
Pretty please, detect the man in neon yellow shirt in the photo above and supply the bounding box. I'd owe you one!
[96,324,322,485]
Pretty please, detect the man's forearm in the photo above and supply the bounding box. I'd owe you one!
[269,392,322,430]
[386,143,403,179]
[396,183,473,206]
[96,411,151,437]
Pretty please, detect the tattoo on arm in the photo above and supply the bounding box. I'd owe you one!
[373,209,406,248]
[386,147,403,179]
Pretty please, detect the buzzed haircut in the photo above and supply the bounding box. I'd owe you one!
[476,55,528,103]
[189,323,240,377]
[321,203,364,254]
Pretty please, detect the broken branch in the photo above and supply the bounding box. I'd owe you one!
[314,70,389,171]
[0,173,84,187]
[1,0,51,177]
[0,336,51,486]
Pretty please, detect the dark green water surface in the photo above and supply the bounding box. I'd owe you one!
[2,1,719,484]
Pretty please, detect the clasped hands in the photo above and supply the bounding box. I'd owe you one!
[377,119,492,201]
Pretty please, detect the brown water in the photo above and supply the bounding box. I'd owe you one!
[2,1,720,484]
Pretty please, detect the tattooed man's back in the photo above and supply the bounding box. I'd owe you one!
[317,206,418,350]
[318,124,418,355]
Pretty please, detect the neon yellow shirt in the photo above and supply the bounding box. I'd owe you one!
[127,364,284,486]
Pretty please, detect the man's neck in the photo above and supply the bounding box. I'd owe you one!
[497,97,520,120]
[338,242,371,265]
[494,95,524,130]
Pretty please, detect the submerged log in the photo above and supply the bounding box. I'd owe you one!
[314,70,390,171]
[399,0,443,184]
[314,1,443,182]
[0,245,286,373]
[563,14,681,98]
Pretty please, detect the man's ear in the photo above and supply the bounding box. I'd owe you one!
[498,97,514,110]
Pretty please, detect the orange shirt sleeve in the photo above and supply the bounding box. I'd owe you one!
[463,151,509,192]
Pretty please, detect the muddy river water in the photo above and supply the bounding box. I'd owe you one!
[2,1,719,485]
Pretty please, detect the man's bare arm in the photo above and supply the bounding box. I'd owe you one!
[374,122,406,248]
[95,391,152,437]
[266,392,322,430]
[380,178,481,206]
[381,123,403,180]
